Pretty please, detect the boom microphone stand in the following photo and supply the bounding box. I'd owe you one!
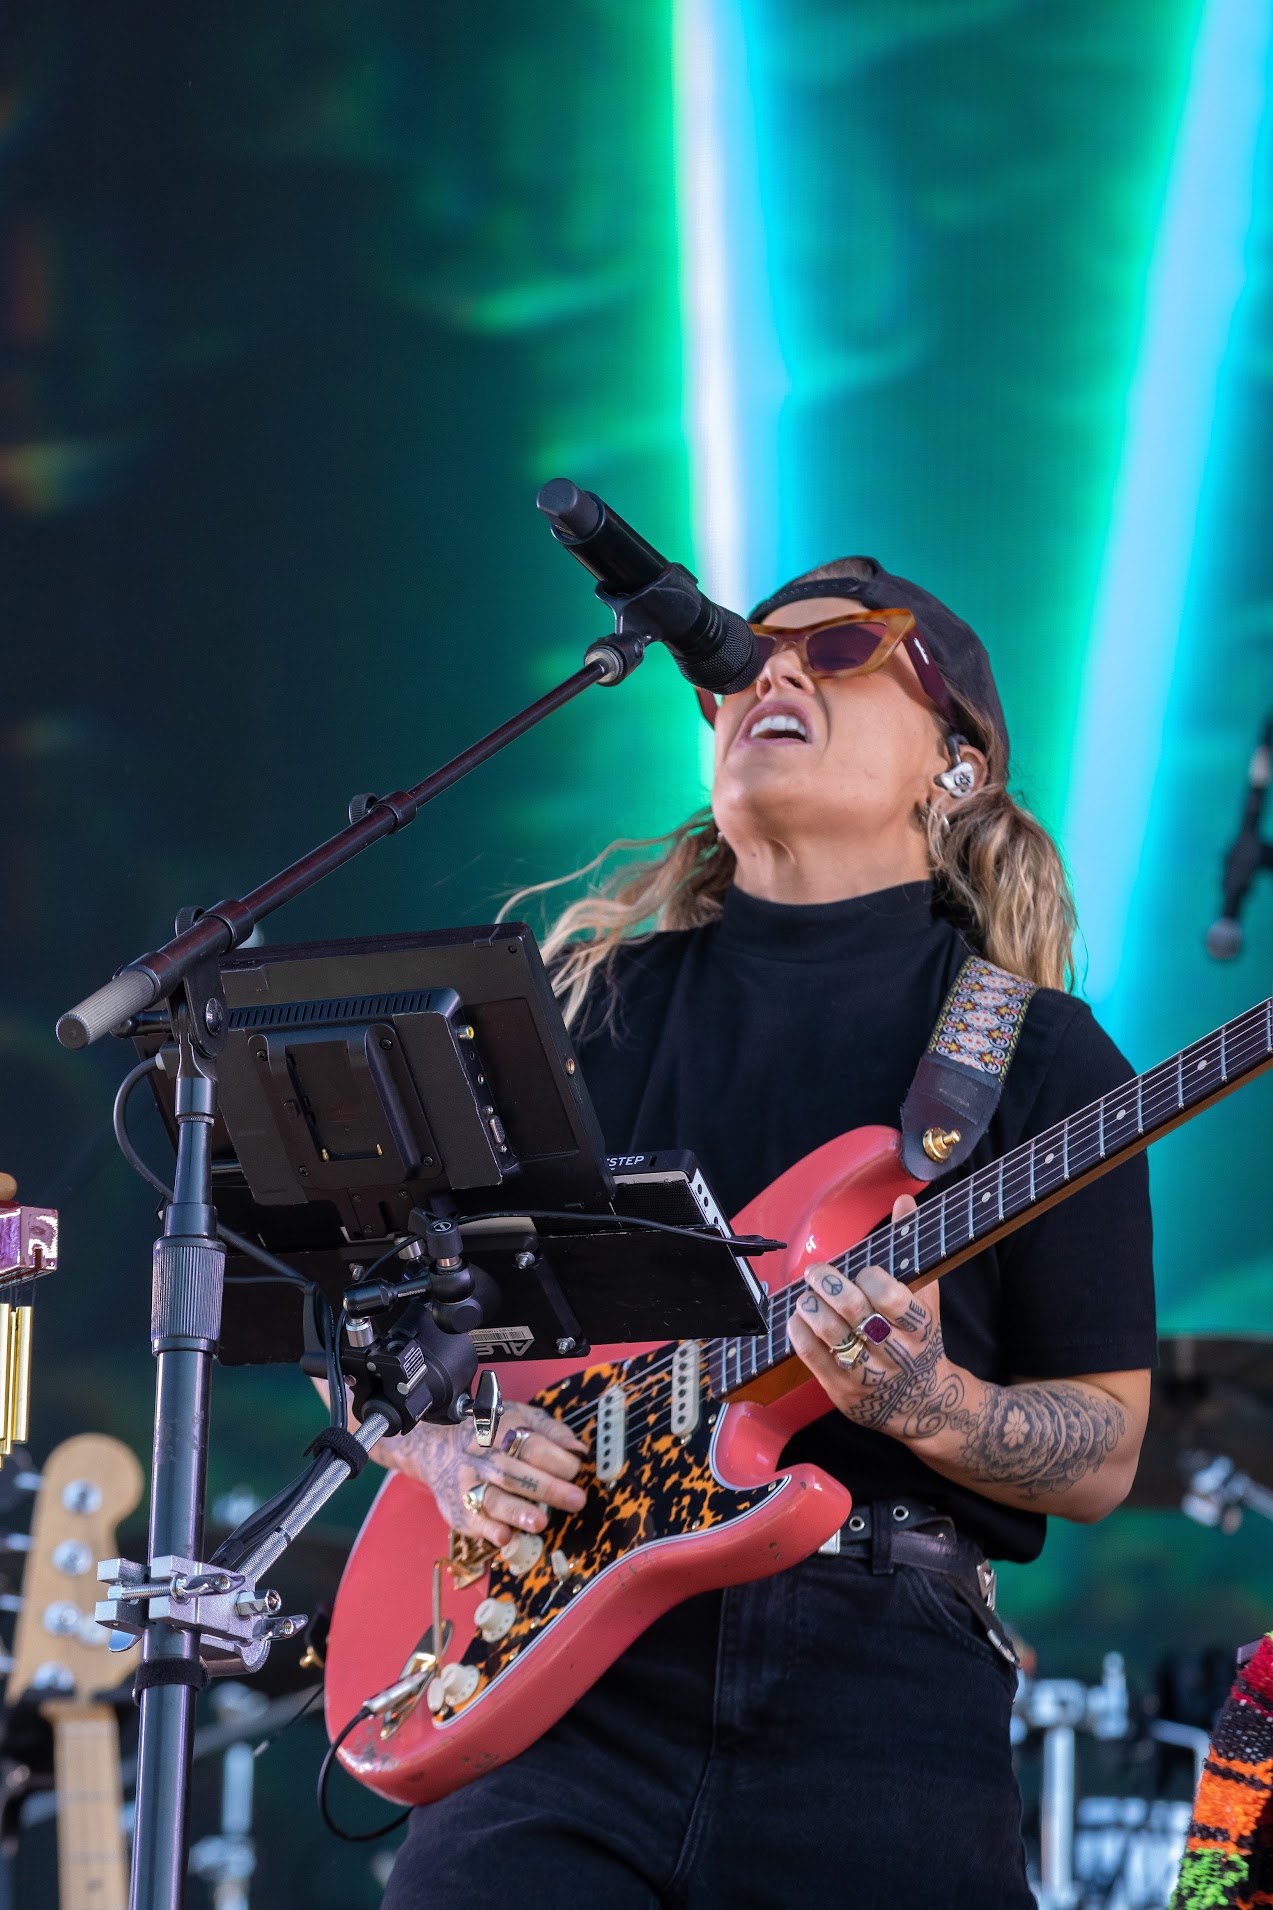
[56,481,759,1910]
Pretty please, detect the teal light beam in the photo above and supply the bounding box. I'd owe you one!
[674,0,786,624]
[1063,0,1273,1019]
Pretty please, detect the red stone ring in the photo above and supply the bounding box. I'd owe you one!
[831,1313,893,1371]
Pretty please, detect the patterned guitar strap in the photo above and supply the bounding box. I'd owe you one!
[1170,1633,1273,1909]
[900,955,1036,1182]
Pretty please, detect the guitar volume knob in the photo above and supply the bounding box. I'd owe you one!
[473,1596,516,1642]
[498,1533,543,1577]
[426,1662,480,1713]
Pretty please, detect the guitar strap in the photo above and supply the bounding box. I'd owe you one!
[899,955,1036,1183]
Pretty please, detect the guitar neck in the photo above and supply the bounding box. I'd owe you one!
[42,1701,129,1910]
[712,996,1273,1395]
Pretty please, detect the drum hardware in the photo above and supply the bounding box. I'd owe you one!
[1015,1651,1213,1910]
[1014,1653,1130,1909]
[188,1682,270,1910]
[1072,1797,1197,1910]
[1177,1448,1273,1533]
[0,1205,58,1461]
[1125,1336,1273,1514]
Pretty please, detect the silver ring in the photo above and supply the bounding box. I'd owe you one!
[462,1481,489,1517]
[501,1426,531,1460]
[831,1332,869,1369]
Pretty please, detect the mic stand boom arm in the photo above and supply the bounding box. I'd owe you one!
[58,643,639,1052]
[55,586,661,1910]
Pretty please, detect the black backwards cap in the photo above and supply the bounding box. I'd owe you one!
[748,559,1010,767]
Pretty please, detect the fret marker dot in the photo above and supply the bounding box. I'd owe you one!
[899,1224,910,1237]
[982,1193,991,1204]
[1044,1153,1055,1164]
[1116,1110,1126,1121]
[901,1257,910,1269]
[1197,1059,1206,1072]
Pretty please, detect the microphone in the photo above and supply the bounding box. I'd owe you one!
[1206,717,1273,960]
[537,478,761,695]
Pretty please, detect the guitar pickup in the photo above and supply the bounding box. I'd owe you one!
[595,1383,627,1485]
[670,1342,701,1444]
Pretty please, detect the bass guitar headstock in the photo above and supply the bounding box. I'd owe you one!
[6,1434,143,1705]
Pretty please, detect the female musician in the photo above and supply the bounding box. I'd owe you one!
[375,556,1155,1908]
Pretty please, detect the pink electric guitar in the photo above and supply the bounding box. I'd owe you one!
[326,996,1273,1804]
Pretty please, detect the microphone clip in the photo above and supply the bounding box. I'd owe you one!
[583,626,649,687]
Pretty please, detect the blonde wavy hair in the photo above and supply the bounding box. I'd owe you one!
[506,568,1078,1027]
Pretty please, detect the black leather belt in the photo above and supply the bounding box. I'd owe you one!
[819,1498,1018,1668]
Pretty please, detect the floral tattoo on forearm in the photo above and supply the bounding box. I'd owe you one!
[823,1302,1127,1498]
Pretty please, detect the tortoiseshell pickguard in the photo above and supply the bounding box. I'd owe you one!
[430,1344,771,1723]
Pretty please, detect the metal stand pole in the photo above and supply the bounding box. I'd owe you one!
[130,1039,224,1910]
[1039,1722,1078,1910]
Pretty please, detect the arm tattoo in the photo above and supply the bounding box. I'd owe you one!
[834,1317,1128,1496]
[944,1381,1127,1499]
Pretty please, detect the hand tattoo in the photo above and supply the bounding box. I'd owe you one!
[836,1322,963,1441]
[820,1274,845,1296]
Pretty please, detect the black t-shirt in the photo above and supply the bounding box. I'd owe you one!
[572,880,1157,1564]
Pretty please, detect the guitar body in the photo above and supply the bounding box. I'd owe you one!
[326,1124,923,1805]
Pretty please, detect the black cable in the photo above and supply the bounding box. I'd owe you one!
[355,1238,413,1283]
[318,1709,410,1842]
[317,1288,346,1433]
[456,1207,784,1252]
[251,1682,324,1757]
[112,1055,313,1290]
[211,1295,350,1570]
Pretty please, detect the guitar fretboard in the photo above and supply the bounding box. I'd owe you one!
[707,997,1273,1399]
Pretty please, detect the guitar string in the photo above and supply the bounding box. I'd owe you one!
[545,1009,1272,1444]
[753,1011,1272,1359]
[555,1021,1269,1443]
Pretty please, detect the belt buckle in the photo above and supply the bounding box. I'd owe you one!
[976,1559,997,1611]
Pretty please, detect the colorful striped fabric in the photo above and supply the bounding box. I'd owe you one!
[1171,1634,1273,1908]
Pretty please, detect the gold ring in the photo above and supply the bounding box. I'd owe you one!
[832,1332,869,1369]
[462,1481,489,1517]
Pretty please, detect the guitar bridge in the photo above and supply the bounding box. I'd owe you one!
[445,1529,496,1592]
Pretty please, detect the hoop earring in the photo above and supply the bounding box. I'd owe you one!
[937,733,976,799]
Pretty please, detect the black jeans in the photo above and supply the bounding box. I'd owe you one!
[381,1548,1032,1909]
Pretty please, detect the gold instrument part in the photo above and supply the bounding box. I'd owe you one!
[0,1303,13,1458]
[922,1125,962,1164]
[445,1528,496,1591]
[8,1306,31,1447]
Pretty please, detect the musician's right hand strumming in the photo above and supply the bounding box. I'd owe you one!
[373,1403,588,1550]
